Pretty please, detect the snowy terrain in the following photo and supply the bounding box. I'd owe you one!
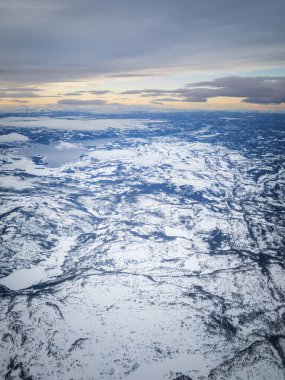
[0,112,284,379]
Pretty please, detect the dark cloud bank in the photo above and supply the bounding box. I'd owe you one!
[122,77,285,105]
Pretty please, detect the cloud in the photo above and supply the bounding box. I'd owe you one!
[184,76,285,104]
[0,0,284,83]
[64,90,111,96]
[0,86,41,92]
[57,99,107,106]
[0,86,56,99]
[155,98,181,102]
[10,100,29,104]
[122,77,285,105]
[85,90,111,95]
[0,92,43,98]
[107,73,158,78]
[151,101,164,105]
[121,89,168,95]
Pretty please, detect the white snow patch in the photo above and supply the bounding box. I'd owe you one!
[89,149,137,161]
[0,133,29,143]
[3,156,54,176]
[55,141,80,150]
[0,176,33,190]
[164,226,189,239]
[184,255,201,272]
[127,353,208,380]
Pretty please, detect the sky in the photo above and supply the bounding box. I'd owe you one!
[0,0,285,112]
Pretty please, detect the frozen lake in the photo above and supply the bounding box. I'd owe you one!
[17,138,115,167]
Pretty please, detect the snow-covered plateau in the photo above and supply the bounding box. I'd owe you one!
[0,112,284,379]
